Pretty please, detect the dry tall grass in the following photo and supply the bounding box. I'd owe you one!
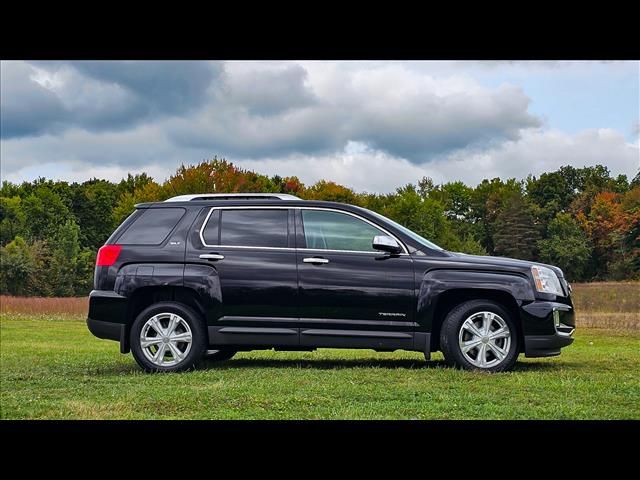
[570,282,640,330]
[570,282,640,313]
[0,296,88,318]
[1,281,638,328]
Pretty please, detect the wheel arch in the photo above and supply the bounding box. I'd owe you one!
[121,285,206,353]
[428,288,525,353]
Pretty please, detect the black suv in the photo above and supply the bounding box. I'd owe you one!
[87,193,575,372]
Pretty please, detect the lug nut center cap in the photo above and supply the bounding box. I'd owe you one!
[482,337,489,344]
[162,337,170,343]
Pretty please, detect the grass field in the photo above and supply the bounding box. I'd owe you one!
[1,282,639,420]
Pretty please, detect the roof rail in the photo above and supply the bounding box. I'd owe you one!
[164,193,301,202]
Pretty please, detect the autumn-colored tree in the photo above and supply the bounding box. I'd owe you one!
[577,192,620,263]
[164,158,278,196]
[302,180,359,204]
[282,176,304,195]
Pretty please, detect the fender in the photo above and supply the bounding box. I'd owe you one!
[114,262,223,321]
[114,263,186,297]
[416,268,535,332]
[183,263,222,324]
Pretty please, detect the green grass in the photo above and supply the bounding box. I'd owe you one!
[1,314,639,419]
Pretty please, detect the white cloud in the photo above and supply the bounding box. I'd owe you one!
[434,128,639,185]
[237,129,638,191]
[1,61,638,191]
[2,125,637,192]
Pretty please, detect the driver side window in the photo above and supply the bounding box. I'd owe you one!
[301,210,384,252]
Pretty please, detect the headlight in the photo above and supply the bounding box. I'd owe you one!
[531,265,564,296]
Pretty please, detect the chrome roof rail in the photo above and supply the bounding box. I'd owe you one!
[164,193,301,202]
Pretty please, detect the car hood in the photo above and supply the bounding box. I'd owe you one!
[446,252,565,278]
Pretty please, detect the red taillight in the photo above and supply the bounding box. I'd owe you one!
[96,245,122,266]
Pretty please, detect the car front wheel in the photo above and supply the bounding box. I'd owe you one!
[130,302,206,373]
[440,299,519,372]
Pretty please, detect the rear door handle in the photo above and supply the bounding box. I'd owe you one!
[199,253,225,261]
[303,257,329,264]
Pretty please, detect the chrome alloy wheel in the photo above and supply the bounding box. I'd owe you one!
[140,313,193,367]
[458,311,512,368]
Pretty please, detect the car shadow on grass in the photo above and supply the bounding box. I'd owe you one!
[204,357,568,372]
[205,357,443,370]
[91,357,568,375]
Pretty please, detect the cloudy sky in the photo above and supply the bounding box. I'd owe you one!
[1,60,638,192]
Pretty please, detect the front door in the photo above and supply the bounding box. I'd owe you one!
[185,206,298,347]
[295,208,415,349]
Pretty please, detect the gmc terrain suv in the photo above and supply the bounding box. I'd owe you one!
[87,193,575,372]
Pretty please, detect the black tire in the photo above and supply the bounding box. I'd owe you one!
[440,299,519,372]
[204,349,237,362]
[130,302,207,373]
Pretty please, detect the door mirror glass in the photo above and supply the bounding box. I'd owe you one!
[372,235,402,254]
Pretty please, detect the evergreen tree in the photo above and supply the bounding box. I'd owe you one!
[493,193,540,260]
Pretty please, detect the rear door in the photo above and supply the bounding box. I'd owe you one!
[185,206,299,347]
[295,208,415,350]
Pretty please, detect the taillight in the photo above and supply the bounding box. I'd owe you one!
[96,245,122,266]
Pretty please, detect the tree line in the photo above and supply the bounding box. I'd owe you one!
[1,158,638,296]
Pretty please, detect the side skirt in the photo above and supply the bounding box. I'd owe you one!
[208,323,431,355]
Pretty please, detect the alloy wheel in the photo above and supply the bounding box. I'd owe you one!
[458,311,512,368]
[140,313,193,367]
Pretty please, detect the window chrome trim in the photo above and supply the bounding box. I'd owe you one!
[198,206,409,255]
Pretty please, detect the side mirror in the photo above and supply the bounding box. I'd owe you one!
[372,235,402,254]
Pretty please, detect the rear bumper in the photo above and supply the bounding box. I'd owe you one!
[87,290,129,353]
[87,317,125,341]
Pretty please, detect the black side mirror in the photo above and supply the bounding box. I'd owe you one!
[372,235,402,254]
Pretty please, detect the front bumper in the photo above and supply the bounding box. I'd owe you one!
[522,300,575,357]
[524,332,574,357]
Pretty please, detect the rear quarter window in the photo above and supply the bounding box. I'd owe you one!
[117,208,185,245]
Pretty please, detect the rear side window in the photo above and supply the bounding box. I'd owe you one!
[117,208,185,245]
[202,210,220,245]
[203,209,288,248]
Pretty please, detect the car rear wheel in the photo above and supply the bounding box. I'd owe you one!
[440,299,519,372]
[130,302,206,373]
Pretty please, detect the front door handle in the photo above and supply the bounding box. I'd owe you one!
[200,253,225,261]
[303,257,329,264]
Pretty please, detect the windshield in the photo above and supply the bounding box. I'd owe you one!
[363,208,445,252]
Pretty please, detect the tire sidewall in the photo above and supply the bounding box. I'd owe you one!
[441,300,519,372]
[130,302,206,372]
